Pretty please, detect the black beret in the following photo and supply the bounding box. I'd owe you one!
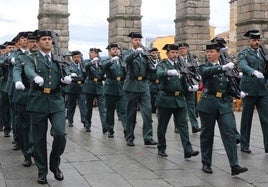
[177,42,189,48]
[128,32,143,38]
[106,43,119,49]
[162,44,179,51]
[244,30,261,39]
[71,50,81,56]
[89,48,102,53]
[206,42,220,50]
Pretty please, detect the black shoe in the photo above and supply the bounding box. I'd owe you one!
[236,139,241,144]
[192,126,201,133]
[23,159,32,167]
[144,139,157,145]
[0,128,3,132]
[184,150,199,158]
[158,150,168,157]
[13,143,20,151]
[127,139,135,146]
[241,148,251,153]
[174,128,180,133]
[50,168,64,181]
[37,176,47,184]
[85,127,91,132]
[202,164,213,174]
[108,131,114,138]
[103,128,108,134]
[231,165,248,175]
[265,149,268,153]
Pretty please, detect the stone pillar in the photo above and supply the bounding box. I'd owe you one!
[175,0,210,58]
[38,0,70,51]
[229,0,237,54]
[236,0,268,51]
[107,0,142,50]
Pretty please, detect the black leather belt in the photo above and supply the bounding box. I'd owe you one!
[108,77,125,81]
[129,75,147,81]
[72,80,84,84]
[203,89,227,98]
[32,86,60,94]
[161,90,182,96]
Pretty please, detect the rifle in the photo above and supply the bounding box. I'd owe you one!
[50,31,69,77]
[187,53,202,82]
[177,57,196,88]
[219,48,241,98]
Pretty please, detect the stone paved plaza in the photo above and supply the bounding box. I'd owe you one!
[0,108,268,187]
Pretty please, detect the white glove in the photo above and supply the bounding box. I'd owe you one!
[11,57,16,65]
[253,70,264,79]
[136,47,144,54]
[15,81,25,90]
[61,75,72,84]
[34,76,44,86]
[71,73,78,77]
[239,91,247,98]
[167,69,179,76]
[222,62,234,71]
[111,56,119,62]
[92,57,99,63]
[188,85,199,92]
[237,72,243,78]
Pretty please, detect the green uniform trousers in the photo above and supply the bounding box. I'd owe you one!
[240,95,268,151]
[199,111,238,167]
[105,94,127,133]
[29,111,66,177]
[157,106,193,153]
[66,93,87,125]
[125,91,153,142]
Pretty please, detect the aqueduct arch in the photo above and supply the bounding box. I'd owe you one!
[38,0,268,57]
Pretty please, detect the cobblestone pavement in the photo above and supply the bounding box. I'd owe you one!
[0,108,267,187]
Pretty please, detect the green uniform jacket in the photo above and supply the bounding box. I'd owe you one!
[103,57,126,96]
[12,52,31,105]
[238,47,268,96]
[123,49,149,92]
[197,62,233,114]
[24,51,65,113]
[155,59,188,108]
[65,61,86,94]
[82,59,105,94]
[148,60,160,94]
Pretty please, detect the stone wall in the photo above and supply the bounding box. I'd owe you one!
[38,0,70,51]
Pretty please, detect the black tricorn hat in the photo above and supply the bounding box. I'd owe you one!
[244,30,261,39]
[162,44,179,51]
[106,43,119,49]
[33,30,52,39]
[3,41,15,46]
[177,42,189,48]
[210,37,227,46]
[128,32,143,38]
[27,32,37,40]
[148,47,158,52]
[71,50,81,56]
[89,48,102,53]
[206,42,220,50]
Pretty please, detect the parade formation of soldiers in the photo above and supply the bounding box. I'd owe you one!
[2,28,268,184]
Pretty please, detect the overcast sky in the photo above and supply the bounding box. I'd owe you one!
[0,0,230,56]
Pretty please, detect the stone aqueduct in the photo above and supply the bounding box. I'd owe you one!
[38,0,268,57]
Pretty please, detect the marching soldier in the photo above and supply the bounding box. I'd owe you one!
[177,42,201,134]
[83,48,107,133]
[103,43,127,138]
[123,32,157,146]
[238,30,268,154]
[147,47,160,114]
[156,44,199,158]
[198,42,247,175]
[24,30,72,184]
[65,50,87,128]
